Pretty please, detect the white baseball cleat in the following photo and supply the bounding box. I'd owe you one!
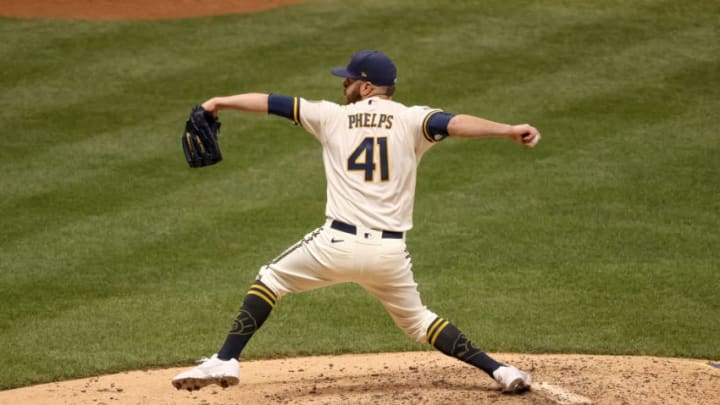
[492,365,532,393]
[172,354,239,391]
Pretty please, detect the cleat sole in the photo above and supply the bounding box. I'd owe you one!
[171,376,239,392]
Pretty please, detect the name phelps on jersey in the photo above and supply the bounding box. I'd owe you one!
[348,113,393,129]
[267,94,455,144]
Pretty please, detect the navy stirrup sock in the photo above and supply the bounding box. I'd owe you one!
[427,317,502,377]
[217,281,277,360]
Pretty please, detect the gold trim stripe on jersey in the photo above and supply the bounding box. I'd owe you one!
[292,97,301,126]
[422,110,441,143]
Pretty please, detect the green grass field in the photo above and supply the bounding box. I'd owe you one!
[1,0,718,390]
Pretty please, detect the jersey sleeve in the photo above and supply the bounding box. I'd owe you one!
[267,94,340,142]
[268,94,301,125]
[406,106,455,154]
[422,110,454,143]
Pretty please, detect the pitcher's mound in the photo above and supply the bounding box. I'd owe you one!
[1,352,718,404]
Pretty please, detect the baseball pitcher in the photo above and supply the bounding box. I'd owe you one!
[173,50,541,394]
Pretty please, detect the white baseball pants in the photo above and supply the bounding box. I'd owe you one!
[257,219,438,342]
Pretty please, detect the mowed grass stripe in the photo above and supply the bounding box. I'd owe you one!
[415,95,718,263]
[0,8,349,156]
[1,119,317,242]
[0,140,323,280]
[10,2,716,215]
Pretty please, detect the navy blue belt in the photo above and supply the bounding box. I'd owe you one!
[330,220,403,239]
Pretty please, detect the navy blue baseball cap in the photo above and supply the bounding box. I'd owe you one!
[331,50,397,86]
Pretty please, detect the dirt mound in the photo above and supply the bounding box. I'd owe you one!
[1,352,718,404]
[0,0,306,20]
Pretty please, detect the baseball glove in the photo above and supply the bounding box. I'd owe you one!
[182,105,222,168]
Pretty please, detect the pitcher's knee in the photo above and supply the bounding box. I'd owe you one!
[256,265,289,299]
[394,310,438,343]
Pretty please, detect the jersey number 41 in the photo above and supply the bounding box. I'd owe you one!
[347,137,389,182]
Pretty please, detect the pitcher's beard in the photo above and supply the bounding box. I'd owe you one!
[344,86,362,104]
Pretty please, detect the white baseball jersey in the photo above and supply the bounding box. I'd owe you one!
[296,96,443,232]
[259,94,452,342]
